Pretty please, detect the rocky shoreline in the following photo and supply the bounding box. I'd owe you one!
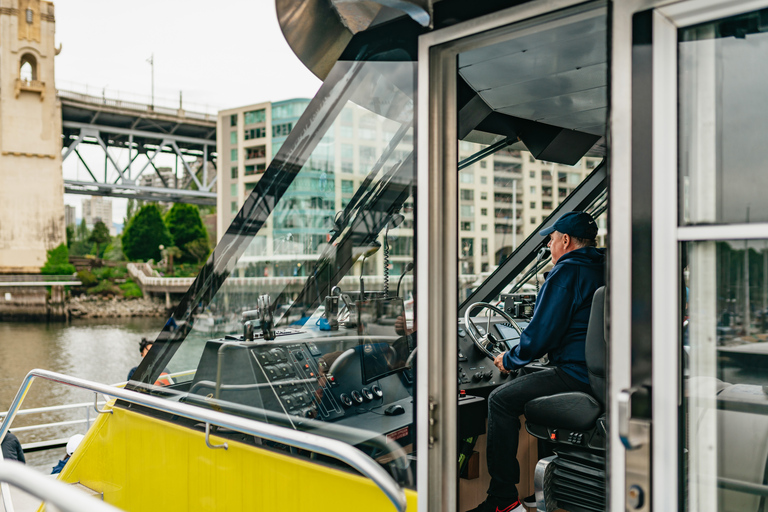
[68,295,170,318]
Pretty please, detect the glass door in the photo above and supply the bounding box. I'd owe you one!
[649,1,768,510]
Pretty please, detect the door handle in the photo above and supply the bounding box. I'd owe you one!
[618,387,650,450]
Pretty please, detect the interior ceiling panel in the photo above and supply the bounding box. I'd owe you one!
[458,32,606,92]
[479,62,606,110]
[456,7,607,141]
[496,88,606,124]
[457,13,606,68]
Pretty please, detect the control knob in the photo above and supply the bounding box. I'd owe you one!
[472,372,483,382]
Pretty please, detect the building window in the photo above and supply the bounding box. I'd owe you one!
[230,114,237,127]
[460,189,474,201]
[272,123,293,138]
[480,161,487,168]
[481,224,488,231]
[359,115,377,140]
[230,149,237,162]
[530,186,536,194]
[481,238,488,256]
[530,217,536,224]
[230,131,237,144]
[231,201,238,214]
[460,171,474,184]
[231,167,238,179]
[359,146,376,173]
[460,221,474,231]
[19,54,37,82]
[461,238,474,257]
[244,109,266,125]
[480,176,488,184]
[530,202,536,209]
[460,205,475,217]
[481,208,488,216]
[246,146,266,159]
[481,192,488,200]
[529,171,536,178]
[341,180,354,194]
[542,201,552,210]
[245,182,257,194]
[244,127,267,140]
[230,184,237,197]
[247,164,266,175]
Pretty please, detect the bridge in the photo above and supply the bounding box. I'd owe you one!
[59,90,217,206]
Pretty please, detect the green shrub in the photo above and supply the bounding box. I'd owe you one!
[41,244,76,275]
[122,204,172,261]
[165,204,210,263]
[76,270,98,287]
[119,280,143,298]
[86,281,120,296]
[93,267,115,280]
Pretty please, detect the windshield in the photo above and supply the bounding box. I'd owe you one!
[129,59,417,486]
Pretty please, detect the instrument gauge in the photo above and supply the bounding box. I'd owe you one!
[361,388,374,401]
[371,384,384,399]
[339,393,353,407]
[350,390,363,405]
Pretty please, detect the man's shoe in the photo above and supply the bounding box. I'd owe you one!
[521,494,537,508]
[465,497,523,512]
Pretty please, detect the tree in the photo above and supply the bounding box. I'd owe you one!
[41,243,76,275]
[162,246,183,274]
[164,203,210,263]
[88,221,111,258]
[122,204,172,261]
[65,225,75,249]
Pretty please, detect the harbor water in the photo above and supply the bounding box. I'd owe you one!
[0,317,166,471]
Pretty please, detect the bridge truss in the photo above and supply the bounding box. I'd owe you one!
[60,90,217,206]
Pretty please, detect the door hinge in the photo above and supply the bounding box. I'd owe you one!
[428,398,438,448]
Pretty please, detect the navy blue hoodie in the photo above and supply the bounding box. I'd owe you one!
[502,246,605,383]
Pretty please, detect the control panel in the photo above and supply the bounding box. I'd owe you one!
[187,335,413,429]
[457,318,529,392]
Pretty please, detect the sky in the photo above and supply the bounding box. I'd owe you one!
[57,0,323,225]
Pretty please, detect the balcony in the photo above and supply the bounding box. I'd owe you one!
[15,79,45,101]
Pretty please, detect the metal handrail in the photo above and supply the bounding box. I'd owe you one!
[0,370,407,512]
[0,461,121,512]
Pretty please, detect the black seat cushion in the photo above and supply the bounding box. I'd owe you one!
[525,391,601,431]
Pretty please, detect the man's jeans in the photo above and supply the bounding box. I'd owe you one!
[486,367,593,499]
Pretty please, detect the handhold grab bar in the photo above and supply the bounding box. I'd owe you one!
[94,393,113,415]
[205,423,228,450]
[0,370,407,512]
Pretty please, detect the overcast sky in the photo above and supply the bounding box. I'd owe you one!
[58,0,323,224]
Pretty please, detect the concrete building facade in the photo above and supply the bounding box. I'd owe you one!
[81,196,112,232]
[0,0,64,272]
[64,204,75,227]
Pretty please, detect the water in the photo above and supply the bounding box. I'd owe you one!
[0,317,166,471]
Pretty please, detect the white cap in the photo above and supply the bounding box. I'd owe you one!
[66,434,84,456]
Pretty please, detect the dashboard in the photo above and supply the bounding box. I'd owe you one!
[179,308,534,450]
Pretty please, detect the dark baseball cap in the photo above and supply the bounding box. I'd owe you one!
[539,211,598,239]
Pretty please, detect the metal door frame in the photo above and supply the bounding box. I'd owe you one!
[416,2,608,510]
[653,1,768,511]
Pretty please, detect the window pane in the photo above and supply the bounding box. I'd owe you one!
[680,11,768,224]
[132,60,418,491]
[683,239,768,511]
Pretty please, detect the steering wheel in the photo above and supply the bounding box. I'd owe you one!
[463,302,523,360]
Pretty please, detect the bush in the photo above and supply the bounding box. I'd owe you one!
[41,244,76,275]
[87,280,120,297]
[165,204,210,263]
[76,270,98,287]
[122,204,172,262]
[119,280,143,298]
[93,267,115,280]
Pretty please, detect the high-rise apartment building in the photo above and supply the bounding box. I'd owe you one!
[64,205,77,228]
[218,100,604,284]
[82,196,113,233]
